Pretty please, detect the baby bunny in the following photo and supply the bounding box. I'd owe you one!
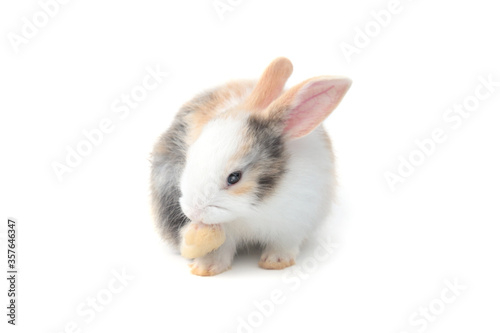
[150,57,351,276]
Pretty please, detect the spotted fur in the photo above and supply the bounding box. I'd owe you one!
[245,115,288,200]
[150,57,352,275]
[150,83,254,244]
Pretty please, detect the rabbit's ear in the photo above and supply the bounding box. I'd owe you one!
[244,57,293,111]
[263,76,352,139]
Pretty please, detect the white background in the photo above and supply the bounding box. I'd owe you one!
[1,0,499,332]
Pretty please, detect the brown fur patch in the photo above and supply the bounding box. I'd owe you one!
[243,57,293,111]
[230,180,257,196]
[185,81,254,145]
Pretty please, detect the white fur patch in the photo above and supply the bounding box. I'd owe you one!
[180,112,253,224]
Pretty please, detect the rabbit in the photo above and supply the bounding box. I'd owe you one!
[150,57,351,276]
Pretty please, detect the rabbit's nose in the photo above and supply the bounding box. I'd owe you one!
[188,209,202,222]
[182,204,204,223]
[179,195,208,222]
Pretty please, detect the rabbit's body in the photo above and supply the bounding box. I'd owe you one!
[150,58,350,275]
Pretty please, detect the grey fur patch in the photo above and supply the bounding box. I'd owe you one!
[149,88,224,245]
[150,113,189,246]
[245,116,288,201]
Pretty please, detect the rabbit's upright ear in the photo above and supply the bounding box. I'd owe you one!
[263,76,352,139]
[244,57,293,111]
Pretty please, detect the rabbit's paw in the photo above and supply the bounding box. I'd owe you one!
[189,257,231,276]
[258,252,296,270]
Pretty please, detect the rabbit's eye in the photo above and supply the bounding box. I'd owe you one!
[227,171,242,185]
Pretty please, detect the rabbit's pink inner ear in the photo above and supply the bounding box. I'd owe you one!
[283,77,352,139]
[244,57,293,111]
